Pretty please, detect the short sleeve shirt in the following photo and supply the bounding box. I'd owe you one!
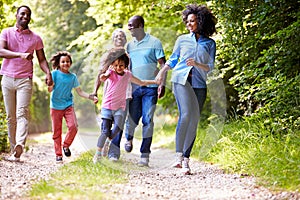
[102,69,132,111]
[126,33,164,87]
[50,70,80,110]
[0,26,44,78]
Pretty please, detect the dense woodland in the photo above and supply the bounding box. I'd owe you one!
[0,0,299,149]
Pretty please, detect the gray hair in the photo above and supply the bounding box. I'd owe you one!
[112,28,127,42]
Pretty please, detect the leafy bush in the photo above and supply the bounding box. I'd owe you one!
[0,99,8,152]
[213,0,300,132]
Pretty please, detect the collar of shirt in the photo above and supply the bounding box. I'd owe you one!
[133,33,150,45]
[14,25,31,34]
[189,32,207,41]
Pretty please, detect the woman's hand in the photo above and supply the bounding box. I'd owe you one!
[186,58,209,71]
[186,58,197,67]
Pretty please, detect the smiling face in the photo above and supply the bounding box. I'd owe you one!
[112,59,126,75]
[186,14,198,33]
[113,31,127,47]
[16,7,31,29]
[59,56,72,73]
[127,16,142,38]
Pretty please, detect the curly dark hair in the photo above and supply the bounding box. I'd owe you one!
[182,4,217,37]
[50,51,72,70]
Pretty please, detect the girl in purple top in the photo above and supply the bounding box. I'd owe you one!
[93,48,157,164]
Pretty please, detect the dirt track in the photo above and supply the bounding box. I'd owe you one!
[0,132,299,200]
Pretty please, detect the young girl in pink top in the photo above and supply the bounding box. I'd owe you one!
[93,48,157,163]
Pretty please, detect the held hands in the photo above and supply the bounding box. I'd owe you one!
[155,71,164,85]
[45,73,53,86]
[89,94,98,104]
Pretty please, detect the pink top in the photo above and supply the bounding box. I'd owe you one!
[102,69,132,111]
[0,26,44,78]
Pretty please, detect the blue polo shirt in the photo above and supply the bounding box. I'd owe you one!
[127,33,165,87]
[166,33,216,88]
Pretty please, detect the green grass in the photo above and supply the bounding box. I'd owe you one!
[198,119,300,191]
[28,151,130,200]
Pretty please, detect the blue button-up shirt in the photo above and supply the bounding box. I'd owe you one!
[166,33,216,88]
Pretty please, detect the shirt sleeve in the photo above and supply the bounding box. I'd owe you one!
[0,28,7,41]
[35,34,44,50]
[73,74,80,88]
[207,40,216,71]
[154,39,165,60]
[166,37,180,68]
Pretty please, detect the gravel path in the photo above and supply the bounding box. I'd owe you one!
[0,132,299,200]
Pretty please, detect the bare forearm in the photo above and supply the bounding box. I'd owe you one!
[93,74,101,94]
[0,49,33,60]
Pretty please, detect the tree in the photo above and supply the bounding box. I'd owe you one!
[0,0,15,151]
[212,0,300,132]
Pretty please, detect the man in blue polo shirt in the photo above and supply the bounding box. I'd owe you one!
[124,15,166,167]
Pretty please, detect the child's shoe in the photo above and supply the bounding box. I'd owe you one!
[56,156,63,164]
[93,152,102,164]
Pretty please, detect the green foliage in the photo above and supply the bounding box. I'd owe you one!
[0,97,8,152]
[204,118,300,191]
[29,82,51,133]
[0,0,15,152]
[212,0,300,132]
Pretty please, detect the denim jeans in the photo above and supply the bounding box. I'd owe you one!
[125,86,158,158]
[108,99,130,159]
[97,108,125,148]
[173,82,207,158]
[1,76,32,151]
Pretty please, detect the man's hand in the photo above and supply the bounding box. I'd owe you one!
[158,85,165,99]
[20,53,33,60]
[45,73,53,86]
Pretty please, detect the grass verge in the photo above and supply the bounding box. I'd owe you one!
[193,119,300,192]
[28,151,130,200]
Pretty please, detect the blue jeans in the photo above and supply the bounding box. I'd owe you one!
[108,99,130,159]
[97,108,125,148]
[173,82,207,158]
[125,86,158,158]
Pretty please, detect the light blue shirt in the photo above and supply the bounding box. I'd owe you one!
[50,70,80,110]
[127,33,165,87]
[166,33,216,88]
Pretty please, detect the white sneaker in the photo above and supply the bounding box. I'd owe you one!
[109,156,118,162]
[181,157,191,175]
[138,157,149,167]
[102,139,111,157]
[93,153,102,164]
[6,155,20,162]
[172,152,183,168]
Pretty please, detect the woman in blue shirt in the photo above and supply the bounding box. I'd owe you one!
[156,4,217,175]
